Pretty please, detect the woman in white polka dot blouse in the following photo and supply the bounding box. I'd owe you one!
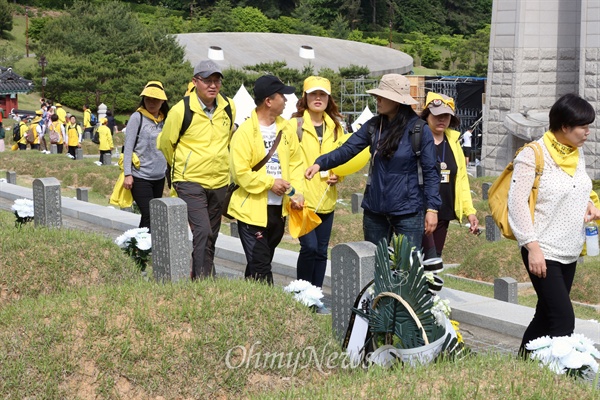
[508,93,600,357]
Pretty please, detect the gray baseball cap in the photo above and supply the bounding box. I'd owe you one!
[193,60,223,78]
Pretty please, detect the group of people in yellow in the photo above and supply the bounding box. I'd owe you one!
[13,101,113,160]
[128,60,477,315]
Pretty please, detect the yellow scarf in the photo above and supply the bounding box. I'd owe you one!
[136,107,164,124]
[542,131,579,176]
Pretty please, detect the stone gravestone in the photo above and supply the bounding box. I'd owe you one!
[150,198,191,283]
[485,215,501,242]
[101,153,112,166]
[76,187,89,202]
[50,144,58,154]
[6,170,16,184]
[351,193,364,214]
[75,148,84,160]
[481,182,492,200]
[331,241,377,342]
[476,165,485,178]
[230,221,239,238]
[494,277,518,304]
[33,177,62,228]
[83,130,91,141]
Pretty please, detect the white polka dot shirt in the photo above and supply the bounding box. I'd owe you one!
[508,138,592,263]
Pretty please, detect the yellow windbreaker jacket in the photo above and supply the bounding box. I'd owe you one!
[445,128,476,221]
[157,93,235,189]
[290,111,343,215]
[227,110,304,227]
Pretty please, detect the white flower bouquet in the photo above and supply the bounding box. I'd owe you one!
[115,227,152,271]
[526,333,600,378]
[284,279,324,309]
[11,198,34,228]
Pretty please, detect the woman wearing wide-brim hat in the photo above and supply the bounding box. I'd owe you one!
[121,80,169,232]
[306,74,441,249]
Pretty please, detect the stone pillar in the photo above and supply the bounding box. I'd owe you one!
[485,215,501,242]
[75,148,84,160]
[101,153,112,165]
[481,182,492,200]
[97,103,107,120]
[76,187,89,202]
[330,241,377,342]
[50,144,58,154]
[494,277,518,304]
[482,0,598,177]
[6,170,16,184]
[33,177,62,228]
[351,193,364,214]
[150,198,191,283]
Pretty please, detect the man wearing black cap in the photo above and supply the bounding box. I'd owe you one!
[227,75,305,285]
[158,60,236,280]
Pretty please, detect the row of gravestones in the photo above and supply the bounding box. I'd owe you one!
[17,174,517,346]
[42,143,113,165]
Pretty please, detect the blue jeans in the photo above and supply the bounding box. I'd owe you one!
[297,212,334,288]
[363,209,424,249]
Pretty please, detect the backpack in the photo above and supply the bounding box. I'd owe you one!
[488,141,544,240]
[91,125,100,144]
[25,125,35,143]
[48,123,60,144]
[367,118,426,185]
[90,112,98,125]
[166,95,233,188]
[12,123,20,142]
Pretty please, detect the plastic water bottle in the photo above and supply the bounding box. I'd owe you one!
[285,186,295,197]
[585,221,599,256]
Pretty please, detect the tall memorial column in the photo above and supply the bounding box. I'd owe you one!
[482,0,600,177]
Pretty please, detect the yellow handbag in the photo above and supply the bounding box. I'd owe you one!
[109,153,140,208]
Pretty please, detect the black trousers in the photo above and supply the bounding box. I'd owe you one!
[175,181,226,280]
[519,247,576,354]
[130,176,165,232]
[238,205,285,284]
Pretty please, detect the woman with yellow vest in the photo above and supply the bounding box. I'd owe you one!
[48,114,66,153]
[66,115,82,159]
[289,76,343,310]
[420,92,479,259]
[97,117,114,162]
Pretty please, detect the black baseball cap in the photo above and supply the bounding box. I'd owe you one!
[253,75,295,100]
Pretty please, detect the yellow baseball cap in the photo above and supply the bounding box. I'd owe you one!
[303,76,331,95]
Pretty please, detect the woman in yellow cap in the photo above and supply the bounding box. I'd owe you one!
[290,76,344,312]
[121,81,169,231]
[420,92,478,259]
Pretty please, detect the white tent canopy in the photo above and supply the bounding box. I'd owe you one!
[351,106,375,132]
[232,84,255,126]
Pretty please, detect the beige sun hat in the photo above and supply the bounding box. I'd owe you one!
[366,74,418,105]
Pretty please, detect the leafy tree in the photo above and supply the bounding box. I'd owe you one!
[436,34,465,70]
[33,1,190,112]
[338,65,370,79]
[404,32,439,67]
[0,0,13,35]
[209,0,234,32]
[330,13,350,39]
[0,44,22,67]
[347,29,364,42]
[231,6,269,32]
[269,16,302,34]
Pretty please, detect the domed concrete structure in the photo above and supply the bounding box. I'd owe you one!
[175,32,413,77]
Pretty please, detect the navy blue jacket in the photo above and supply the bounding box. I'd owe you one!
[315,115,441,216]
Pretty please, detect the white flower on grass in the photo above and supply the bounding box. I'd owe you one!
[284,279,312,293]
[526,334,600,376]
[284,279,324,308]
[11,198,34,218]
[135,233,152,251]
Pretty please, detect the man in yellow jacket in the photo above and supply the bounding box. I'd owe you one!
[228,75,305,285]
[157,60,236,280]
